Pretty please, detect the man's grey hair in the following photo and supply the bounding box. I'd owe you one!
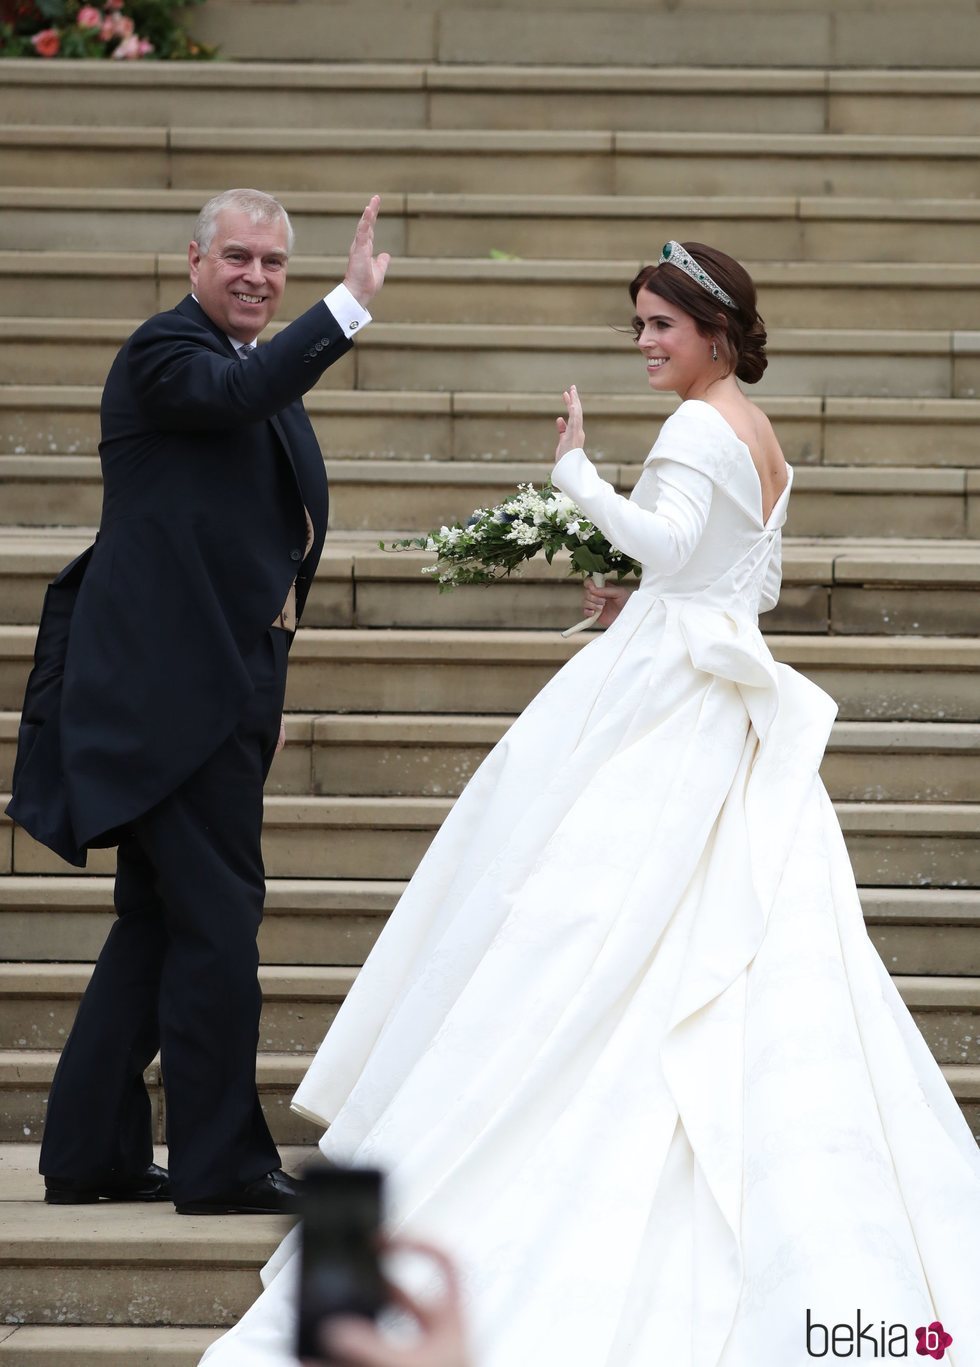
[193,188,295,256]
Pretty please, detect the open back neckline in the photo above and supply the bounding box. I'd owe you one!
[684,398,791,529]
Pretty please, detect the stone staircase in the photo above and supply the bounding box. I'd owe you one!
[1,10,979,1360]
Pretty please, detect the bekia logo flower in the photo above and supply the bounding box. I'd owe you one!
[915,1321,953,1360]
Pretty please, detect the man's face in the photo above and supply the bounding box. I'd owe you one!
[188,208,289,343]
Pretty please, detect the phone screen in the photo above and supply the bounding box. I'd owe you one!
[295,1165,386,1362]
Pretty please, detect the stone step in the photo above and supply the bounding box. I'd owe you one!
[0,1326,221,1365]
[8,254,980,332]
[3,532,978,635]
[181,3,980,70]
[2,452,977,542]
[0,876,399,967]
[3,1048,979,1150]
[0,1326,220,1365]
[2,387,978,468]
[0,1184,294,1325]
[4,126,980,201]
[4,962,980,1063]
[3,791,977,885]
[2,317,977,399]
[0,1140,314,1202]
[2,627,978,722]
[0,1049,318,1147]
[0,964,355,1055]
[3,64,979,136]
[287,716,980,802]
[5,709,979,801]
[2,189,979,262]
[285,631,980,725]
[2,878,976,975]
[321,462,980,540]
[321,539,980,634]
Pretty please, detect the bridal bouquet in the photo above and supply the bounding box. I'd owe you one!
[384,482,641,637]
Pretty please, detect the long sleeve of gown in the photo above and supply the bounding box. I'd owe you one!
[552,447,713,575]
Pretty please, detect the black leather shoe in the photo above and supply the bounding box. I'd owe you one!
[175,1168,302,1216]
[44,1162,171,1205]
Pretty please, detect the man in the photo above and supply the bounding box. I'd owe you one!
[7,188,389,1214]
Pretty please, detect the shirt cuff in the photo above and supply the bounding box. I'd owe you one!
[323,283,372,339]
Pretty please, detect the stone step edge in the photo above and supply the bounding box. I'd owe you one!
[0,878,974,922]
[4,188,980,225]
[3,1049,979,1100]
[2,793,977,833]
[3,456,977,499]
[3,533,980,571]
[4,386,979,423]
[3,317,979,355]
[0,962,356,998]
[0,875,407,912]
[4,61,980,96]
[6,252,980,289]
[0,1326,220,1359]
[3,627,980,666]
[1,963,976,1008]
[5,714,980,751]
[6,126,980,158]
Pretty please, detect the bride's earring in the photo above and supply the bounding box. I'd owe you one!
[711,341,718,362]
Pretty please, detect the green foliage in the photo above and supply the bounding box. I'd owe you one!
[123,0,213,59]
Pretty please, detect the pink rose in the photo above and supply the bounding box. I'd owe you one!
[111,30,149,58]
[101,11,133,39]
[30,27,60,56]
[76,5,102,28]
[104,0,124,9]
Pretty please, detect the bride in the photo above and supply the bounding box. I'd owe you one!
[201,242,980,1367]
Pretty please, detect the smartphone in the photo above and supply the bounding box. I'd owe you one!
[295,1164,387,1363]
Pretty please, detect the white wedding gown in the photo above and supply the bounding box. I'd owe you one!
[202,399,980,1367]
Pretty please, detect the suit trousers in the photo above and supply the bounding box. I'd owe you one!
[39,627,290,1203]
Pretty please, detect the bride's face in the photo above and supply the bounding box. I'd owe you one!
[632,286,715,398]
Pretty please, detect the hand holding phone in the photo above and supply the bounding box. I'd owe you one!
[296,1165,386,1363]
[314,1238,471,1367]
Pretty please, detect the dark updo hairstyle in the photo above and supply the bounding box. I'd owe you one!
[629,243,768,385]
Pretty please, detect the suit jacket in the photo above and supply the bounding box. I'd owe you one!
[7,293,352,866]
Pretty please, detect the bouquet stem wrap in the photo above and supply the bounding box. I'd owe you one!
[560,571,605,638]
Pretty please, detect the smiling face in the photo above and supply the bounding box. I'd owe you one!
[188,207,289,343]
[632,285,720,398]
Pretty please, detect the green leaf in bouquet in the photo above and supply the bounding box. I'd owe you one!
[570,545,611,576]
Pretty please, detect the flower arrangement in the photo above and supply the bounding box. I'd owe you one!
[385,481,641,637]
[0,0,215,59]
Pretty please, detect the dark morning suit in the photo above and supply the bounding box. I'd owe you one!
[7,293,354,1202]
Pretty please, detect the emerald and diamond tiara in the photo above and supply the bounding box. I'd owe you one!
[657,241,736,309]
